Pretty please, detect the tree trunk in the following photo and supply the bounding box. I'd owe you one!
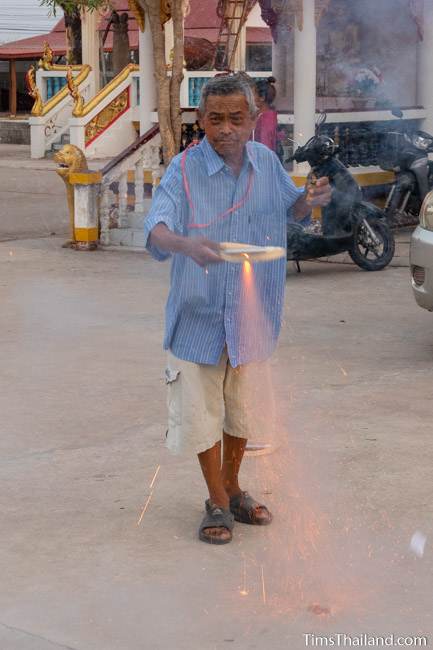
[64,8,82,64]
[139,0,185,164]
[170,2,185,153]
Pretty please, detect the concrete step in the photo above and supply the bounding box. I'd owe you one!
[49,133,70,153]
[108,228,146,248]
[126,208,151,230]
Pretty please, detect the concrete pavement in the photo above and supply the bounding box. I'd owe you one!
[0,146,108,243]
[1,229,433,649]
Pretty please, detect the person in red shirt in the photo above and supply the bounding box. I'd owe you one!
[253,76,279,152]
[247,76,281,457]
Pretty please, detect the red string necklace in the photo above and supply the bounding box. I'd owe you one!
[181,142,254,230]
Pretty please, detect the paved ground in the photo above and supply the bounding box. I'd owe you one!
[0,146,108,242]
[1,234,433,650]
[1,148,432,649]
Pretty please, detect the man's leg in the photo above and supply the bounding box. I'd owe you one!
[221,431,247,497]
[223,362,273,524]
[198,440,232,542]
[221,431,271,524]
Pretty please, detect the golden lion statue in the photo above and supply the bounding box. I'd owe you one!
[54,144,89,249]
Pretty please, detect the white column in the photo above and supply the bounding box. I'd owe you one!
[293,0,316,174]
[417,0,433,134]
[233,24,246,71]
[118,172,129,227]
[81,9,100,94]
[139,15,157,134]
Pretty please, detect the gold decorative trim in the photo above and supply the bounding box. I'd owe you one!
[77,63,138,118]
[41,65,92,117]
[161,0,171,25]
[54,144,89,247]
[85,89,129,144]
[67,66,86,117]
[69,171,103,185]
[38,41,54,70]
[74,227,99,242]
[128,0,145,31]
[26,66,43,116]
[37,41,82,71]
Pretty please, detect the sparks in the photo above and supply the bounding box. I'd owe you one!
[239,557,248,596]
[339,365,348,377]
[260,565,266,605]
[137,493,153,526]
[149,464,161,489]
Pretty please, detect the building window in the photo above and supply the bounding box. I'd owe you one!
[246,44,272,72]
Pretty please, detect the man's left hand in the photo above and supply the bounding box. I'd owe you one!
[305,176,332,207]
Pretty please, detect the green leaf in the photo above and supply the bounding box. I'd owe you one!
[40,0,111,17]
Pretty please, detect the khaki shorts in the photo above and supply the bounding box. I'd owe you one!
[165,349,275,455]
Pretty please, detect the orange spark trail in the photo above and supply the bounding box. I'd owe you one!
[137,493,153,526]
[240,557,248,596]
[149,464,161,489]
[137,464,161,525]
[261,566,267,605]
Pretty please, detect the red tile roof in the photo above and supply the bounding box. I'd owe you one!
[0,0,269,60]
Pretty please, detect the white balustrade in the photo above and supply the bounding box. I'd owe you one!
[69,66,140,159]
[29,68,93,159]
[118,172,129,228]
[97,131,161,246]
[134,154,145,212]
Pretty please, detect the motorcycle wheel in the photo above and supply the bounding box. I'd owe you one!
[349,216,395,271]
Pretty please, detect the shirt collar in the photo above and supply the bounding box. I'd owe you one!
[199,136,260,176]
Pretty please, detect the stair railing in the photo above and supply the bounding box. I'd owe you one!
[67,63,141,159]
[98,124,161,246]
[28,63,93,158]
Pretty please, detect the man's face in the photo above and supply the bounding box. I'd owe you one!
[199,93,257,159]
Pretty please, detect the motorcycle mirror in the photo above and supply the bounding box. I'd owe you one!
[284,137,301,164]
[391,107,404,119]
[316,111,327,129]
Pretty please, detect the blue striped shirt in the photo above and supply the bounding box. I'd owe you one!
[144,136,303,367]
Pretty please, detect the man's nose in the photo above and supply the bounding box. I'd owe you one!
[219,120,233,135]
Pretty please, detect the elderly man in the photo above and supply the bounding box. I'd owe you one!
[144,74,331,545]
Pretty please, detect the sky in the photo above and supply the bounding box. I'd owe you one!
[0,0,62,45]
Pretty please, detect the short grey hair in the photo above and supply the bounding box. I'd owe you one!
[198,73,258,116]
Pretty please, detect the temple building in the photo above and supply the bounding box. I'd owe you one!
[0,0,432,182]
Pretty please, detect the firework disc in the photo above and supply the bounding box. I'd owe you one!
[219,242,286,263]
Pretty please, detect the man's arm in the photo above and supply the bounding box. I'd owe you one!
[149,223,222,267]
[293,177,332,219]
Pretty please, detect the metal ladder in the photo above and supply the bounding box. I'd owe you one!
[212,0,257,70]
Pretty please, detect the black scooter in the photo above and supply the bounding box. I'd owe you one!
[286,116,395,271]
[378,118,433,227]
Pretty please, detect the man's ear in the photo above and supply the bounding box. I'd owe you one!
[250,111,258,130]
[197,110,204,130]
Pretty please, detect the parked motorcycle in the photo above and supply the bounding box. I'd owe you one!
[286,116,395,271]
[378,113,433,226]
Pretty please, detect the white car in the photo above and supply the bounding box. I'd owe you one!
[411,189,433,311]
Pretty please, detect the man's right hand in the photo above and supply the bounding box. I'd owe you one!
[149,224,222,267]
[182,237,223,267]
